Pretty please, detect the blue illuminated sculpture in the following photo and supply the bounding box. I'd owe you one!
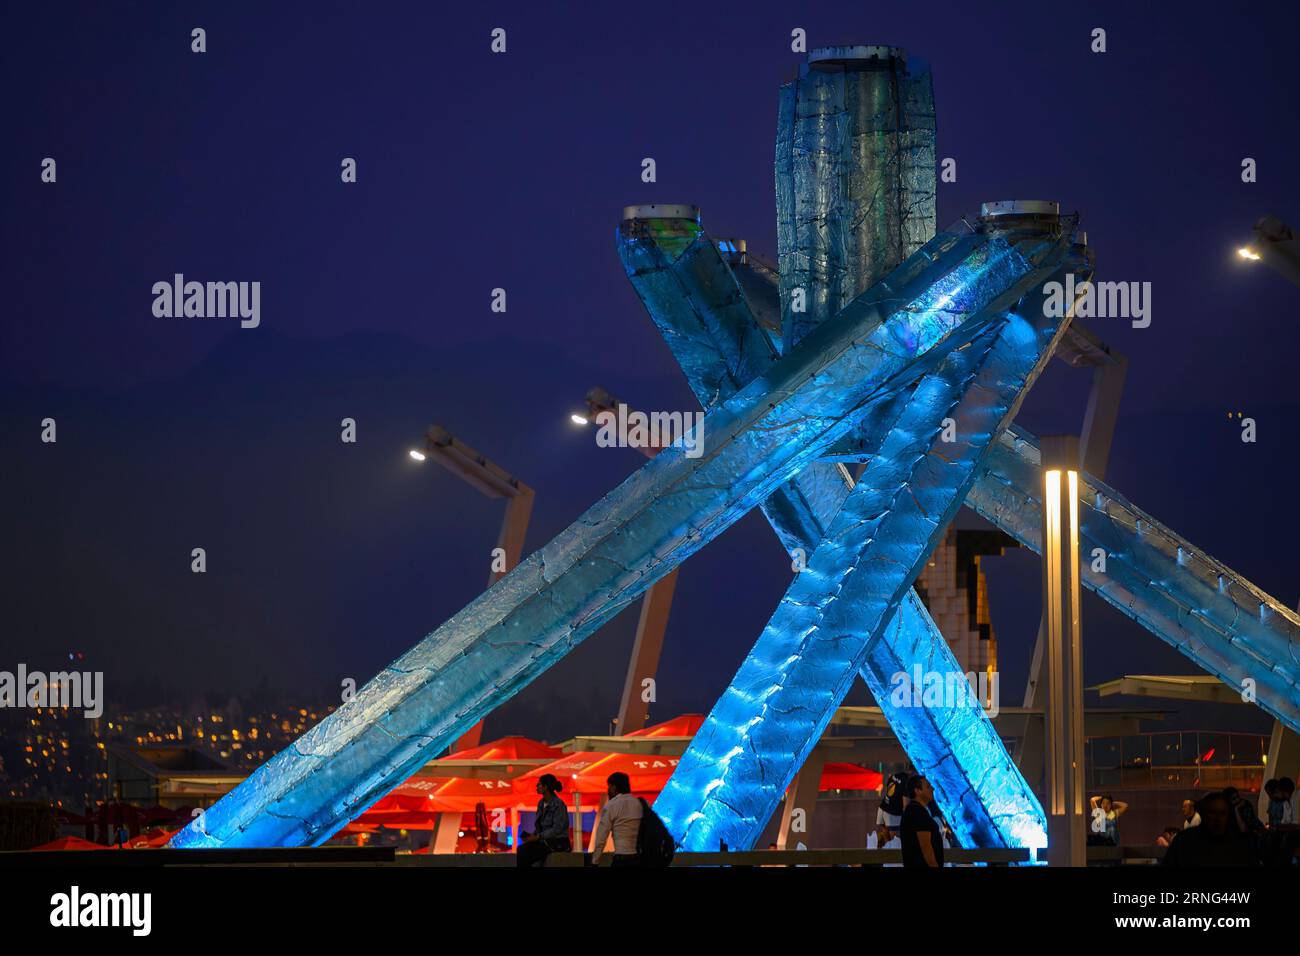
[170,46,1300,852]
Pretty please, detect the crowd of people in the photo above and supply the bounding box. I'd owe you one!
[514,765,1298,867]
[870,767,1299,867]
[1101,776,1298,867]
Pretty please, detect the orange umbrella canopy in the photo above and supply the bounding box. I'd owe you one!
[818,763,883,792]
[123,827,179,848]
[515,753,880,797]
[444,735,563,761]
[625,714,704,737]
[357,726,879,827]
[29,836,110,851]
[360,735,561,820]
[514,751,682,796]
[510,717,880,797]
[382,774,524,814]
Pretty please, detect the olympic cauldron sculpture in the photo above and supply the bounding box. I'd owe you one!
[172,47,1300,853]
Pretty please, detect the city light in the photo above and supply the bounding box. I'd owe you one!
[408,449,426,462]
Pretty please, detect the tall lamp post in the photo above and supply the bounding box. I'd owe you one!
[409,424,534,752]
[573,387,682,737]
[1040,435,1086,866]
[1236,218,1300,809]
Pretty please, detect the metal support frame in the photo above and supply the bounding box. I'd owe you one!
[616,567,680,734]
[420,425,535,752]
[1018,326,1127,793]
[582,387,685,737]
[777,747,827,849]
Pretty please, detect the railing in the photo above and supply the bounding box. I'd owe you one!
[1086,844,1166,864]
[1086,731,1268,790]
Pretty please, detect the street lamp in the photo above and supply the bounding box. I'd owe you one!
[408,424,535,752]
[572,385,679,734]
[1239,216,1300,287]
[570,386,666,458]
[1040,435,1085,866]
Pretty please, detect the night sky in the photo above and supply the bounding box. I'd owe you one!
[3,1,1298,742]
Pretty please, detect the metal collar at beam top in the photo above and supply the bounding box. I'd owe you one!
[807,45,906,67]
[622,203,699,222]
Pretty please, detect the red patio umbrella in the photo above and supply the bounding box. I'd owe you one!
[347,807,443,829]
[368,773,527,816]
[30,836,110,851]
[818,763,883,791]
[444,736,562,761]
[514,751,682,796]
[360,735,558,821]
[123,827,180,848]
[626,714,705,738]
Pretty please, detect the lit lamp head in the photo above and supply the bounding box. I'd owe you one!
[1040,437,1080,515]
[578,385,621,424]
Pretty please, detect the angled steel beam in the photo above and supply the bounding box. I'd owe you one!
[417,425,535,752]
[655,223,1078,851]
[968,427,1300,731]
[579,385,685,736]
[621,203,1062,849]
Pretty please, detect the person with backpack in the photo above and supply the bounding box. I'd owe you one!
[877,768,909,837]
[592,772,643,868]
[635,790,675,868]
[589,772,676,868]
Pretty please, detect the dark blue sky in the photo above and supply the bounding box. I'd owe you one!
[3,1,1297,740]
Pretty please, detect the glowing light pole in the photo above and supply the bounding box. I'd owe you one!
[1040,435,1086,866]
[409,424,534,752]
[573,386,681,736]
[1239,215,1300,288]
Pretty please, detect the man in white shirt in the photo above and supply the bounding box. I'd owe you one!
[592,771,643,867]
